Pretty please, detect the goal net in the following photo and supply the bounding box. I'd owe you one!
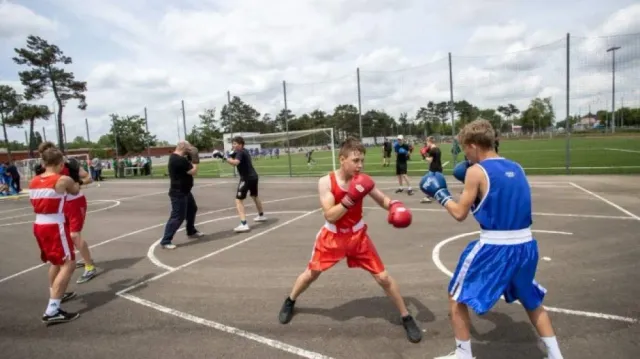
[15,153,91,182]
[208,128,337,177]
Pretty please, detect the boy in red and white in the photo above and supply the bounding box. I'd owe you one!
[37,143,98,283]
[29,145,82,325]
[278,137,422,343]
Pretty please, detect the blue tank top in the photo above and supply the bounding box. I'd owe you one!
[472,157,532,231]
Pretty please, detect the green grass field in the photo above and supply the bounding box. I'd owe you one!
[188,135,640,177]
[101,135,640,179]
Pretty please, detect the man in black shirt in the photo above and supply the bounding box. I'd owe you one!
[382,138,392,167]
[159,141,203,249]
[225,136,266,233]
[421,136,442,203]
[393,135,413,196]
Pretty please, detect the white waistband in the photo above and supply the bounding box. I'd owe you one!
[66,192,84,201]
[34,213,65,224]
[479,227,532,245]
[324,219,365,234]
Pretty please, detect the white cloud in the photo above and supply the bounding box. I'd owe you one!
[1,0,638,145]
[0,1,60,40]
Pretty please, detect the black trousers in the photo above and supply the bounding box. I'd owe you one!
[160,192,198,245]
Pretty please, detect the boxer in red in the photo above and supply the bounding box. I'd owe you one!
[38,142,98,284]
[29,145,82,325]
[278,137,422,343]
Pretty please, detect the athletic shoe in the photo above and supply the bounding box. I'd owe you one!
[407,189,414,196]
[420,197,432,203]
[278,297,296,324]
[187,231,204,239]
[395,188,404,193]
[75,260,85,269]
[234,223,250,233]
[76,268,98,284]
[42,309,80,326]
[61,292,77,303]
[161,244,177,250]
[254,215,267,222]
[402,314,422,343]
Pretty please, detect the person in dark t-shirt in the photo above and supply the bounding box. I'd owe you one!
[160,141,203,249]
[225,136,267,233]
[393,135,413,196]
[382,138,392,167]
[421,136,442,203]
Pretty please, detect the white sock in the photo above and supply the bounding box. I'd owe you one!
[45,298,61,316]
[541,336,563,359]
[455,339,473,359]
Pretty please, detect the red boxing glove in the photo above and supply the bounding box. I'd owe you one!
[387,200,412,228]
[341,173,375,208]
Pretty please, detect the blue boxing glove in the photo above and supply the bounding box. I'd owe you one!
[452,160,471,183]
[397,147,407,155]
[419,172,452,206]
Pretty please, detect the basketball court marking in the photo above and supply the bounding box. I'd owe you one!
[431,230,638,324]
[118,209,330,359]
[0,200,122,228]
[569,182,640,221]
[147,211,310,271]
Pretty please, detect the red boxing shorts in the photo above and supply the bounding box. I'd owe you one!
[308,222,385,274]
[33,222,75,265]
[64,194,87,233]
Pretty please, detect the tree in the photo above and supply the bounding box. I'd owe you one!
[13,35,87,152]
[13,103,52,157]
[107,114,157,155]
[0,85,23,161]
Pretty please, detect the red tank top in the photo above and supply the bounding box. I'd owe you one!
[330,171,363,227]
[60,163,70,176]
[29,174,65,215]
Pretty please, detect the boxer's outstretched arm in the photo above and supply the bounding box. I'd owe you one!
[318,175,348,223]
[444,165,482,221]
[369,187,391,210]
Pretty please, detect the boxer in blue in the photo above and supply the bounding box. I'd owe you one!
[420,119,563,359]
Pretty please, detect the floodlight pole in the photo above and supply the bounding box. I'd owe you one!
[283,80,292,177]
[606,46,621,133]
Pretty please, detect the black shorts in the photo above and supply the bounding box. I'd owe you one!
[384,150,392,159]
[396,162,407,175]
[236,177,259,200]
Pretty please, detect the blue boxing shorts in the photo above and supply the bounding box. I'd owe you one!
[448,230,547,315]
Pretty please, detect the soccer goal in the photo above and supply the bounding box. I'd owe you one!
[214,128,337,177]
[15,153,91,182]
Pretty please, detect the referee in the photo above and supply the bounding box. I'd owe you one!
[225,136,267,233]
[159,141,204,250]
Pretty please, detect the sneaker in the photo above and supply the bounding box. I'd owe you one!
[42,308,80,326]
[76,268,98,284]
[161,243,177,250]
[75,260,85,269]
[407,189,414,196]
[395,188,404,193]
[187,231,204,239]
[401,314,422,343]
[234,223,250,233]
[278,297,296,324]
[61,292,77,303]
[420,197,432,203]
[254,215,268,222]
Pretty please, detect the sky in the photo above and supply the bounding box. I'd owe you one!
[1,0,639,145]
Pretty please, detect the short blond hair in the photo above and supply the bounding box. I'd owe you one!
[458,119,495,150]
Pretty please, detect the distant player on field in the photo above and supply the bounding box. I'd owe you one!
[420,119,563,359]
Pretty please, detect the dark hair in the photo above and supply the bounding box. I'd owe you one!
[232,136,245,146]
[41,148,64,166]
[339,137,366,158]
[38,141,56,154]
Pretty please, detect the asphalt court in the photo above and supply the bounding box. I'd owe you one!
[0,176,639,359]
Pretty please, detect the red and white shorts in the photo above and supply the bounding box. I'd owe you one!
[33,220,75,265]
[308,222,385,274]
[64,194,87,233]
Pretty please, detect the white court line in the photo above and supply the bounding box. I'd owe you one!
[118,209,320,295]
[1,199,118,221]
[147,211,309,271]
[0,193,319,284]
[363,207,635,220]
[118,294,334,359]
[442,161,450,168]
[604,148,640,154]
[0,200,122,228]
[432,230,638,323]
[110,182,228,202]
[569,182,640,221]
